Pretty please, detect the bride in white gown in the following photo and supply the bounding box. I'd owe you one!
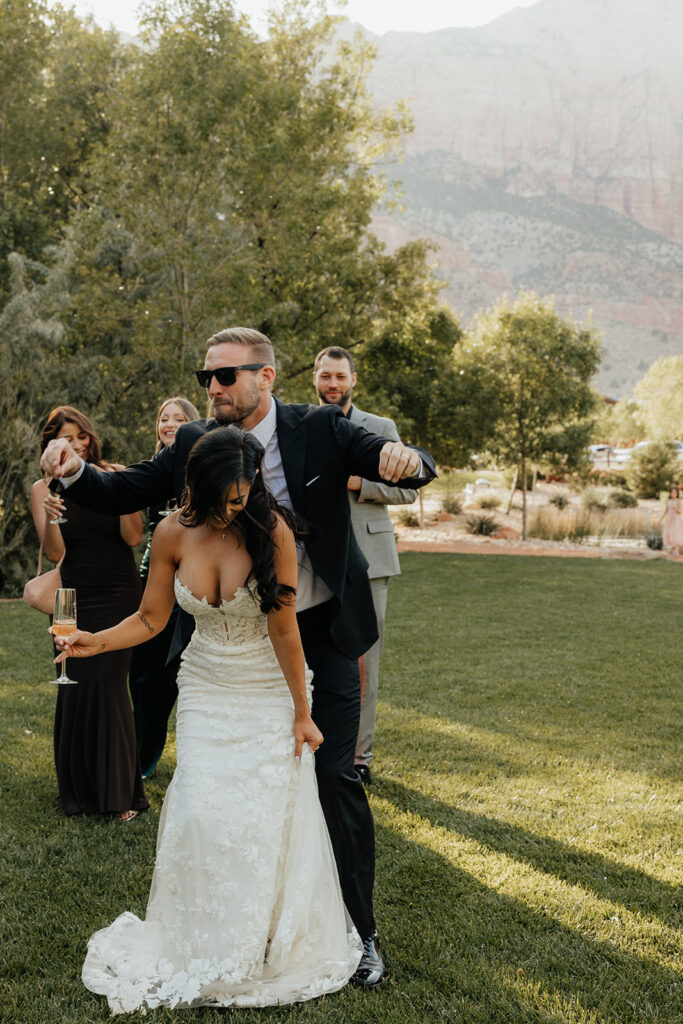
[52,427,362,1014]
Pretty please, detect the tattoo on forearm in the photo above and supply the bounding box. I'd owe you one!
[137,612,155,635]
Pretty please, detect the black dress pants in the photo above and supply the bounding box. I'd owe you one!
[297,599,376,940]
[129,608,181,775]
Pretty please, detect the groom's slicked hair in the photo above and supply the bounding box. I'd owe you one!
[206,327,274,367]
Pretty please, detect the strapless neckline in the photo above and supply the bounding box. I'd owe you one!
[175,574,254,610]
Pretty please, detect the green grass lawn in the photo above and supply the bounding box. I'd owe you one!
[1,553,681,1024]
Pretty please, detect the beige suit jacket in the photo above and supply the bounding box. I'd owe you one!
[347,405,418,579]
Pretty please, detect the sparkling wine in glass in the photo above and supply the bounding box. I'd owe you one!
[48,477,67,524]
[49,588,78,685]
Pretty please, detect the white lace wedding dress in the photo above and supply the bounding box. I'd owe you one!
[81,577,361,1014]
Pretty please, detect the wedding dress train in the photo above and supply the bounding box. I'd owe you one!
[81,577,361,1014]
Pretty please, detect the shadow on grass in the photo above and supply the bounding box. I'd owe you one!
[386,555,682,780]
[377,777,681,928]
[373,822,680,1024]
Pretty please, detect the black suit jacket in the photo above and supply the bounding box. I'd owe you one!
[67,399,435,658]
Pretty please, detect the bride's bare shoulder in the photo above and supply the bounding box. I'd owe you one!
[150,511,186,556]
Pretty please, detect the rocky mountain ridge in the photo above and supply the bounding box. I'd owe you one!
[359,0,683,395]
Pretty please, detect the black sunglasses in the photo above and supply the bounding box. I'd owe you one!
[195,364,267,388]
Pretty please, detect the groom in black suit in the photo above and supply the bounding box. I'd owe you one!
[42,327,436,986]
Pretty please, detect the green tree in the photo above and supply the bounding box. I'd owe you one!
[0,253,72,593]
[58,0,431,417]
[633,356,683,441]
[0,1,126,296]
[353,304,466,461]
[459,292,601,538]
[626,442,680,499]
[592,396,644,447]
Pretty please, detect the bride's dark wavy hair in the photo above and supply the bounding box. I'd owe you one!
[179,426,299,613]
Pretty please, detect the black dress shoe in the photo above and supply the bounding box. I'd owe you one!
[351,932,387,988]
[355,764,372,786]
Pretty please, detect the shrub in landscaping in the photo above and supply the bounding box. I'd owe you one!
[529,508,569,541]
[466,514,498,536]
[608,489,638,509]
[646,530,663,550]
[582,487,608,512]
[626,442,680,498]
[478,495,501,510]
[440,493,463,515]
[549,493,569,509]
[529,507,591,542]
[396,509,420,527]
[529,506,651,543]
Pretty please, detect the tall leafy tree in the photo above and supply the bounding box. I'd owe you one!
[0,252,73,592]
[457,292,601,537]
[633,355,683,442]
[57,0,439,410]
[0,1,126,296]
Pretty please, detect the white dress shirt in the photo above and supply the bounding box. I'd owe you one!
[248,398,333,612]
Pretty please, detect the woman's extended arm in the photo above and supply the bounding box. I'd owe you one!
[267,517,323,759]
[52,518,179,660]
[30,479,65,563]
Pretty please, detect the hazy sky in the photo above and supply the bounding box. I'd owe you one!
[55,0,540,37]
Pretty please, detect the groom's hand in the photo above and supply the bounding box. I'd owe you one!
[40,438,83,479]
[379,441,421,483]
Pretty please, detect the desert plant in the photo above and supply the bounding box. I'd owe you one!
[582,487,608,512]
[440,493,462,515]
[478,495,501,510]
[549,493,569,509]
[608,489,638,509]
[568,518,592,542]
[626,442,680,498]
[528,506,651,543]
[396,509,420,528]
[466,514,498,536]
[529,507,591,542]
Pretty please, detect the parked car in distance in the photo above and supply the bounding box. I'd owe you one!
[612,447,633,466]
[589,444,612,463]
[613,440,683,466]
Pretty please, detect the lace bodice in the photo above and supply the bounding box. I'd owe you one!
[174,575,269,647]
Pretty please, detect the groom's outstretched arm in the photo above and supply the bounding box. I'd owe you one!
[331,413,436,487]
[40,436,178,516]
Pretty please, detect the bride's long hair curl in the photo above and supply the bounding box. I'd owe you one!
[180,426,301,613]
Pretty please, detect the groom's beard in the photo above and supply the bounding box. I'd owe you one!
[209,387,260,426]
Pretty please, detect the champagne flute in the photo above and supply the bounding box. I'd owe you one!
[48,478,67,524]
[158,497,178,517]
[48,588,78,685]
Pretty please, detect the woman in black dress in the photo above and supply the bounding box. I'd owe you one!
[128,396,199,778]
[31,406,148,820]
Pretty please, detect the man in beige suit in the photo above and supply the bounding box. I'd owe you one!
[313,346,418,784]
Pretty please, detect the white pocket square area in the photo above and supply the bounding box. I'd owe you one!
[305,475,321,487]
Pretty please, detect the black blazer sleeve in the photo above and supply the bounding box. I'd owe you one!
[332,413,436,487]
[65,422,204,515]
